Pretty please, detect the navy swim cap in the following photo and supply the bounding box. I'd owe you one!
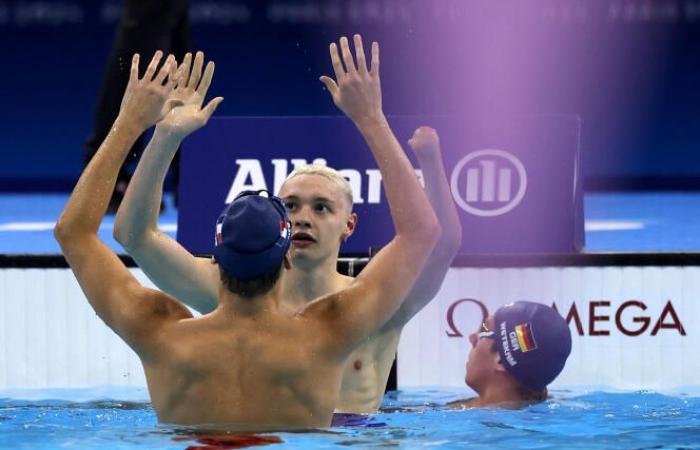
[213,190,291,280]
[494,301,572,391]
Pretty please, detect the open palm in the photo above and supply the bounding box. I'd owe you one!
[159,51,223,138]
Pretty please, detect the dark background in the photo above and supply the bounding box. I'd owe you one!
[1,0,700,191]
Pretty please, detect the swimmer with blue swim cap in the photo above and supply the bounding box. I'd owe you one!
[213,190,291,295]
[450,301,572,408]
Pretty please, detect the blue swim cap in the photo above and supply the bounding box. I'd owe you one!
[213,190,291,280]
[494,301,572,391]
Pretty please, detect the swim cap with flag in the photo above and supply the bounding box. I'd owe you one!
[494,301,572,391]
[213,190,291,280]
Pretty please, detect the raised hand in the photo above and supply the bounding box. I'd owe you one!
[320,34,382,124]
[408,126,440,155]
[119,51,181,131]
[157,51,224,138]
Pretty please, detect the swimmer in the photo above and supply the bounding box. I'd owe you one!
[56,43,439,430]
[448,301,572,408]
[114,36,462,414]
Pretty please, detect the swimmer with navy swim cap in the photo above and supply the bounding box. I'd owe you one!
[213,190,291,287]
[450,301,572,408]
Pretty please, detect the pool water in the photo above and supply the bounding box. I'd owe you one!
[1,387,699,449]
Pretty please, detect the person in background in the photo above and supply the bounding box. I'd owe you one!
[449,301,572,408]
[84,0,191,213]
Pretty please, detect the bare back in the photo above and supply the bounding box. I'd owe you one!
[144,303,346,430]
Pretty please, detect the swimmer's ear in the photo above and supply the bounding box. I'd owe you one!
[342,212,358,242]
[493,352,508,374]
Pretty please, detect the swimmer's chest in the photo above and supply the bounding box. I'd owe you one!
[340,330,400,387]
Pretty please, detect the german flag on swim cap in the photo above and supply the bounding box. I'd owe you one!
[494,301,571,391]
[514,323,537,352]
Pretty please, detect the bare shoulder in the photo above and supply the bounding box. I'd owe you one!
[137,287,194,321]
[338,273,354,288]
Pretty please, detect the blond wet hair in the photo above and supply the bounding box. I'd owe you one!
[285,164,354,212]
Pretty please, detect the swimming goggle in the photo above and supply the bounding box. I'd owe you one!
[477,322,495,340]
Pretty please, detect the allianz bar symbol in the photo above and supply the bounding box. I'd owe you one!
[450,149,528,217]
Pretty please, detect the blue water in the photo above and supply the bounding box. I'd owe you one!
[1,387,699,449]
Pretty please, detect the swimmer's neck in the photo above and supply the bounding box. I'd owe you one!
[465,382,531,408]
[215,286,280,318]
[281,255,347,303]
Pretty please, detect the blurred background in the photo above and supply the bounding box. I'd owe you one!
[2,0,699,193]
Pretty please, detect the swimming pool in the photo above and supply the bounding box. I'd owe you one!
[2,387,699,449]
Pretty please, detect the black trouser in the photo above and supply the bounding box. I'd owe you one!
[84,0,191,201]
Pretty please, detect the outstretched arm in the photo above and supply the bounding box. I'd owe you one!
[55,52,193,357]
[383,126,462,329]
[113,52,223,314]
[306,35,440,357]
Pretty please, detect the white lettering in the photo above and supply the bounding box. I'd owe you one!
[290,158,327,172]
[225,159,267,203]
[509,331,521,352]
[366,169,382,204]
[271,159,289,195]
[500,322,517,367]
[338,169,364,204]
[226,159,394,205]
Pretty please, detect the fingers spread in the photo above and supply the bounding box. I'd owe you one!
[370,41,380,76]
[201,96,224,120]
[319,76,339,96]
[144,50,164,81]
[339,36,357,74]
[167,59,181,89]
[130,53,140,83]
[155,55,176,85]
[177,52,193,88]
[189,51,205,90]
[353,34,368,73]
[329,42,345,82]
[196,61,215,99]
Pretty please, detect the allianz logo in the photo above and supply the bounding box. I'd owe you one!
[226,150,528,218]
[225,158,396,205]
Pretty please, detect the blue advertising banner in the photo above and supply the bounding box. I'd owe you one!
[178,115,582,255]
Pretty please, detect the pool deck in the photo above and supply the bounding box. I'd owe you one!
[1,192,699,254]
